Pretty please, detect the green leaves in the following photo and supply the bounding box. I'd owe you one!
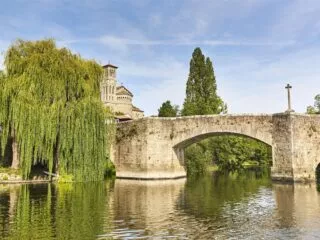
[182,48,226,116]
[307,94,320,114]
[0,39,115,181]
[158,100,179,117]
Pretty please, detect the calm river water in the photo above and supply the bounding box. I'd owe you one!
[1,169,320,239]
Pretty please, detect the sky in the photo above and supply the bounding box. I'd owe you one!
[1,0,320,116]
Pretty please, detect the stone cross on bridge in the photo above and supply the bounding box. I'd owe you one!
[113,112,320,182]
[285,84,294,112]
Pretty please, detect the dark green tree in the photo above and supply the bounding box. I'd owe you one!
[0,39,115,181]
[158,100,179,117]
[307,94,320,114]
[182,48,226,116]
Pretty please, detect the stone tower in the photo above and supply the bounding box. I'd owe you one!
[101,64,118,110]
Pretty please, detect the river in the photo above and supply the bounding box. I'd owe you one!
[1,169,320,239]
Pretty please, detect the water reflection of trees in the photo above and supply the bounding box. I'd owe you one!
[181,169,271,218]
[0,181,113,240]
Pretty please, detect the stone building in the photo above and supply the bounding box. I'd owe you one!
[100,64,144,120]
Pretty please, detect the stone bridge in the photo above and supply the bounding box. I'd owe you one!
[114,113,320,182]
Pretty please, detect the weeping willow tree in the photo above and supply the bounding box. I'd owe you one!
[0,39,115,181]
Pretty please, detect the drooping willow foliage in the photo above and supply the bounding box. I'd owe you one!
[0,39,115,181]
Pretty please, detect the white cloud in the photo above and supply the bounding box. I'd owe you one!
[97,35,295,47]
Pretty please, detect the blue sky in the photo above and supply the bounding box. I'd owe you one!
[1,0,320,115]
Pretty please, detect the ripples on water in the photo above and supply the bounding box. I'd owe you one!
[1,169,320,239]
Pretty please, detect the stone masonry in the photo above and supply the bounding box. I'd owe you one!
[113,113,320,182]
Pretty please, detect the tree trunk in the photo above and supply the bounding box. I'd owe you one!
[54,150,59,176]
[54,137,59,176]
[11,137,19,169]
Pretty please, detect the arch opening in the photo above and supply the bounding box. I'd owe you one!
[174,131,272,150]
[174,132,273,177]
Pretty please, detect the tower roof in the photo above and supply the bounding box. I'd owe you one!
[116,85,133,97]
[132,105,144,112]
[102,63,118,69]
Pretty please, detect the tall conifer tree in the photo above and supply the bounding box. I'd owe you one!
[182,48,226,116]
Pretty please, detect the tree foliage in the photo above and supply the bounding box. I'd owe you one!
[0,39,114,181]
[158,100,179,117]
[184,142,211,176]
[182,48,226,116]
[208,135,272,170]
[307,94,320,114]
[185,135,272,175]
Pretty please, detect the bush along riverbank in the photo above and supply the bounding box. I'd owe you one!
[0,161,116,183]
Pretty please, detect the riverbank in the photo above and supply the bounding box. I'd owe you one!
[206,162,268,173]
[0,167,50,184]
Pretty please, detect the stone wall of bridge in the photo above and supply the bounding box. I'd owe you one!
[290,114,320,181]
[114,113,320,182]
[270,113,320,181]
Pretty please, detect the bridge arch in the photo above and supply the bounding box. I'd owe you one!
[173,131,272,150]
[172,131,273,171]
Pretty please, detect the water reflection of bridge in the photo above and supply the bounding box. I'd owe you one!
[112,179,186,229]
